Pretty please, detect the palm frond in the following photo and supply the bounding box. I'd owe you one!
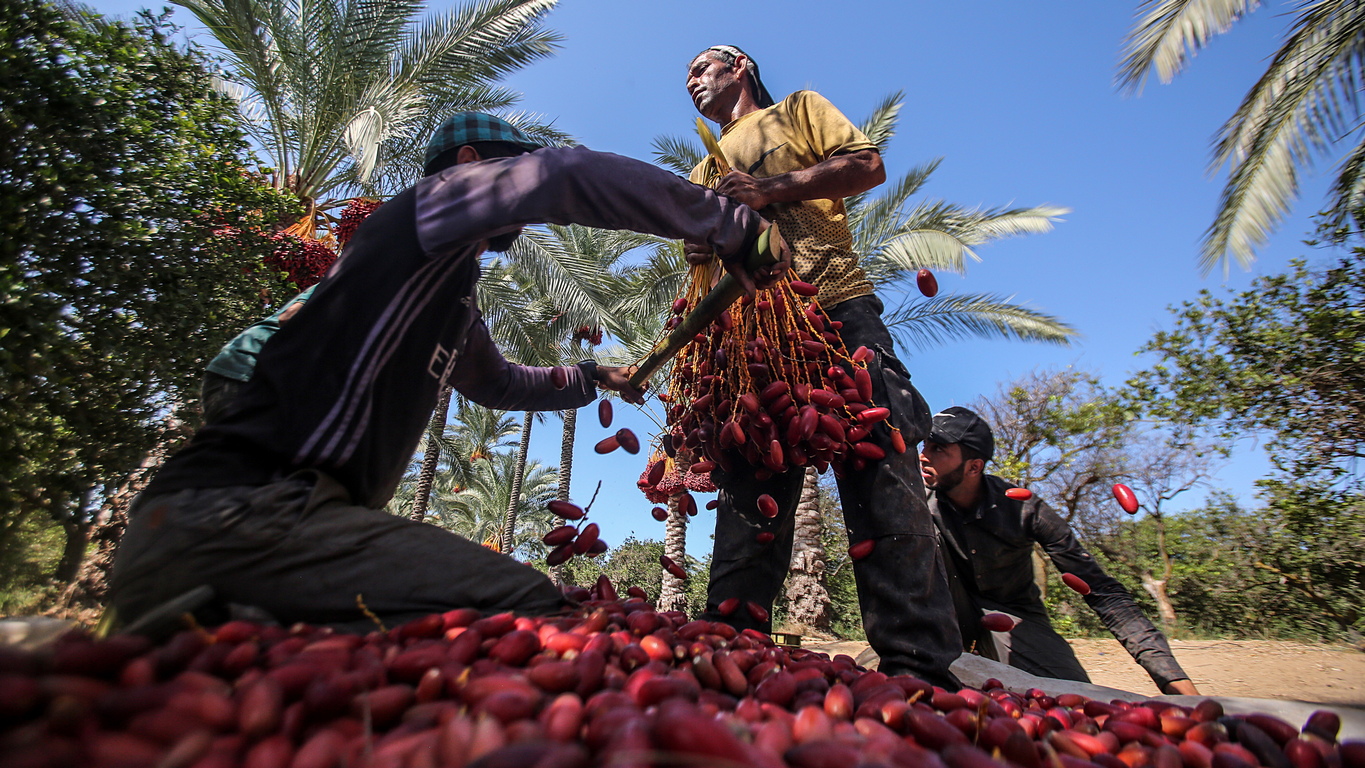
[869,228,980,281]
[1202,1,1365,274]
[1321,134,1365,238]
[882,292,1079,350]
[175,0,562,201]
[1117,0,1260,95]
[964,204,1071,243]
[652,134,707,176]
[395,0,559,88]
[857,90,904,153]
[848,159,943,255]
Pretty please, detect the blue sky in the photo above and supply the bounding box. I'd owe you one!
[91,1,1341,556]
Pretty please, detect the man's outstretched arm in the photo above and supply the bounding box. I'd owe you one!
[1030,498,1199,694]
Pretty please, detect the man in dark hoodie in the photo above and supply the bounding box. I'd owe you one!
[920,406,1199,694]
[111,112,788,632]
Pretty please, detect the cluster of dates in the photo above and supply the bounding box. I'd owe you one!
[541,500,608,567]
[665,280,907,481]
[636,454,715,504]
[333,199,383,248]
[1,589,1358,768]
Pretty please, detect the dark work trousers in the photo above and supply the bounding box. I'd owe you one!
[700,295,963,688]
[110,470,568,632]
[985,606,1092,683]
[938,526,1091,683]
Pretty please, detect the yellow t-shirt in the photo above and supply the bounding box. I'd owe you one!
[689,90,877,308]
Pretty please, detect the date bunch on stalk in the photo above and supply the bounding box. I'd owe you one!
[1,593,1359,768]
[543,500,608,566]
[637,449,716,506]
[661,262,908,485]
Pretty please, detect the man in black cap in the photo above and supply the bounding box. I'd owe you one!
[111,112,788,632]
[683,45,963,689]
[920,406,1200,694]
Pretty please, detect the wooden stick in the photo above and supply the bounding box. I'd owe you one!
[629,223,781,389]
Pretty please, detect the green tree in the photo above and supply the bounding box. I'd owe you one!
[1127,252,1365,488]
[0,0,300,591]
[975,369,1134,520]
[973,368,1218,633]
[1119,0,1365,273]
[388,400,519,520]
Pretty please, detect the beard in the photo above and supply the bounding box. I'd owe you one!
[487,229,522,253]
[929,462,967,494]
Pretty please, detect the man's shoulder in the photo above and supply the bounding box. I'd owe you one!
[984,474,1015,493]
[773,90,830,115]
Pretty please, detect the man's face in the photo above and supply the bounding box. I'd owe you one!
[686,53,745,121]
[920,440,967,492]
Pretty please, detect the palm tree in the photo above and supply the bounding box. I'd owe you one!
[1118,1,1365,275]
[477,225,657,552]
[410,387,453,521]
[657,493,689,612]
[172,0,567,220]
[388,400,519,520]
[434,448,558,557]
[651,91,1076,630]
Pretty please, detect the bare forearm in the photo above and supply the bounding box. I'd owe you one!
[765,150,885,203]
[713,149,885,211]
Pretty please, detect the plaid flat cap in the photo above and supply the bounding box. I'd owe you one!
[423,112,542,171]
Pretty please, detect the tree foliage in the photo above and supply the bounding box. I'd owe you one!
[1128,252,1365,489]
[0,0,300,585]
[979,364,1362,642]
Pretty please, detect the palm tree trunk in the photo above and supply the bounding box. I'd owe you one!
[500,414,535,554]
[658,494,689,612]
[411,386,453,522]
[557,409,576,502]
[785,466,833,633]
[550,409,576,586]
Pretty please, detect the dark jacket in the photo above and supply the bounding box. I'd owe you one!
[147,147,763,508]
[930,475,1190,689]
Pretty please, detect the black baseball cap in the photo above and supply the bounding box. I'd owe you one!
[928,406,994,462]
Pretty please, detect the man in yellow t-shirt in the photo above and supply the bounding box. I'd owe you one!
[684,45,962,688]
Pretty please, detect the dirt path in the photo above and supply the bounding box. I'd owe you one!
[803,638,1365,708]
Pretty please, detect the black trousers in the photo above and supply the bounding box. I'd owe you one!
[110,471,567,631]
[700,296,962,687]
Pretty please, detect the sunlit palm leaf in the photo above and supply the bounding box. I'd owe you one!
[652,134,708,177]
[847,160,941,254]
[1202,1,1365,274]
[172,0,562,199]
[1117,0,1261,95]
[1120,0,1365,273]
[882,292,1078,350]
[857,90,904,153]
[1323,129,1365,235]
[862,203,1068,285]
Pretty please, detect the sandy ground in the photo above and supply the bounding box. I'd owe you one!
[803,637,1365,708]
